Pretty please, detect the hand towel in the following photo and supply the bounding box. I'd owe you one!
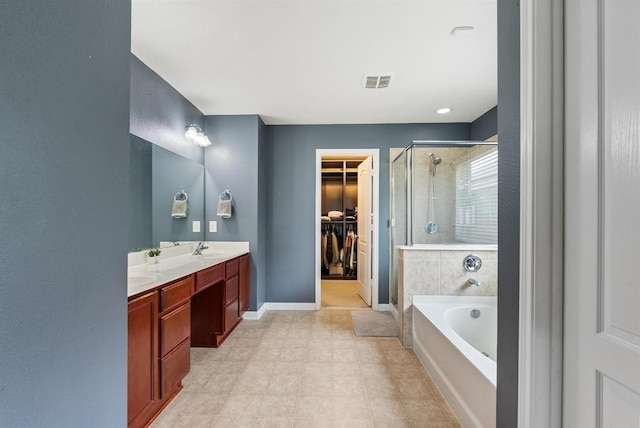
[171,199,188,219]
[217,199,232,218]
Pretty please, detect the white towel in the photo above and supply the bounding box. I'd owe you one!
[217,199,232,218]
[171,199,188,219]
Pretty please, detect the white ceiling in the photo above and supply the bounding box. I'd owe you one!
[131,0,497,125]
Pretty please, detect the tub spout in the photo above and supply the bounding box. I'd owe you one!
[467,278,482,287]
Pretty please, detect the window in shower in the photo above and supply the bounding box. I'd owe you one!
[455,147,498,243]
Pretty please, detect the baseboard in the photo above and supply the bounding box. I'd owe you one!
[263,302,316,311]
[243,302,316,320]
[377,304,391,312]
[242,303,267,320]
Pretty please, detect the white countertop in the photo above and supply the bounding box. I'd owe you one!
[127,241,250,298]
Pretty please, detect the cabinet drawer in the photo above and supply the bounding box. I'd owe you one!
[225,276,239,305]
[160,338,190,398]
[160,276,192,313]
[195,263,224,292]
[160,303,191,357]
[225,298,240,330]
[225,257,239,279]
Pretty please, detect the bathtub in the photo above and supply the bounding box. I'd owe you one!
[412,295,496,428]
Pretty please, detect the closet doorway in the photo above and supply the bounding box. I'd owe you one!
[315,149,380,310]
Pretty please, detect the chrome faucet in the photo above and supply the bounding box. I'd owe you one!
[467,278,482,287]
[192,242,209,255]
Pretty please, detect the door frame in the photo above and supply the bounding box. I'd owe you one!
[518,0,564,426]
[314,148,380,310]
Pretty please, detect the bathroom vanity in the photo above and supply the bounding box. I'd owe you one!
[127,242,249,428]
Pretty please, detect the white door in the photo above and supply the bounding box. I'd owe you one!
[357,157,373,306]
[564,0,640,426]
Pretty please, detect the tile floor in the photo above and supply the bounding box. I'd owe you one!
[321,280,368,308]
[151,309,461,428]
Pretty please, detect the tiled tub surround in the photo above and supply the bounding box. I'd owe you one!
[396,244,497,347]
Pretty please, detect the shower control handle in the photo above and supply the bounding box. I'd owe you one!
[463,254,482,272]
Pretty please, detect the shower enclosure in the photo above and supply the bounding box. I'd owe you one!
[389,141,498,307]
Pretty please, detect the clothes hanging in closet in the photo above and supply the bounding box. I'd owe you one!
[344,229,358,276]
[331,228,340,264]
[321,231,329,269]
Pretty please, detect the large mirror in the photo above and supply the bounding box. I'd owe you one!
[128,135,205,250]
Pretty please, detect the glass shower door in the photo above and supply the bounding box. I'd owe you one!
[390,151,407,307]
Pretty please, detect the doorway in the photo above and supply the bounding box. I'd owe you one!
[315,149,380,310]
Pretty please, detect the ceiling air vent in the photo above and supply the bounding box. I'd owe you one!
[363,73,394,89]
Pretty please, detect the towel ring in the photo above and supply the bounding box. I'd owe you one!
[219,189,232,201]
[174,190,188,201]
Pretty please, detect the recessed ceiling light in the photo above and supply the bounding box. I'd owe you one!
[451,26,475,38]
[436,107,452,114]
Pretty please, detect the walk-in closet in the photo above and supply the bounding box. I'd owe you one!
[320,156,369,308]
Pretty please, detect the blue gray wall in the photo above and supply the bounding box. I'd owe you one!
[130,54,204,163]
[204,115,266,311]
[152,145,205,247]
[0,1,130,426]
[257,119,268,307]
[129,135,153,249]
[497,0,520,426]
[265,123,471,304]
[471,106,498,141]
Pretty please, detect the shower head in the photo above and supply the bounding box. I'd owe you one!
[429,153,442,176]
[429,153,442,165]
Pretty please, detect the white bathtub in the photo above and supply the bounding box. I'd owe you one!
[412,295,497,428]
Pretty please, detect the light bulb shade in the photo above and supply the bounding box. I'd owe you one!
[194,132,211,147]
[184,124,202,140]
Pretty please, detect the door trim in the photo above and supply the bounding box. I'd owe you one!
[518,0,564,426]
[315,149,380,310]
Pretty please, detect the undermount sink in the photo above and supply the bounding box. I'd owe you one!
[127,274,158,287]
[199,250,228,258]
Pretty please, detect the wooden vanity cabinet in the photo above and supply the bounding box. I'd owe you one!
[191,256,244,347]
[128,275,192,428]
[239,254,250,315]
[128,252,250,427]
[127,291,159,427]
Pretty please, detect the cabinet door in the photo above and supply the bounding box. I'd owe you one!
[160,276,192,313]
[225,276,239,306]
[161,338,190,398]
[225,298,240,331]
[225,257,239,279]
[128,291,159,425]
[239,254,250,314]
[160,303,191,357]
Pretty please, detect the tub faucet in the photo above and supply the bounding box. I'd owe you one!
[192,242,208,255]
[467,278,482,287]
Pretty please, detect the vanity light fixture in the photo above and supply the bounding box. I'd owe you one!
[436,107,452,114]
[184,124,211,147]
[193,132,211,147]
